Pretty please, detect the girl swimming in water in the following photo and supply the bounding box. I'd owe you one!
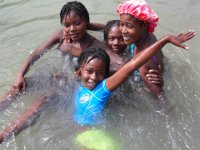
[0,30,195,144]
[0,1,163,109]
[117,0,166,99]
[0,1,109,109]
[103,20,128,75]
[10,1,108,95]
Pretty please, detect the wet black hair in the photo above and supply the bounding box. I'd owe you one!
[60,1,90,24]
[104,20,120,41]
[77,48,110,77]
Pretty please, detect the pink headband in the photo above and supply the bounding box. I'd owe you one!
[117,0,159,32]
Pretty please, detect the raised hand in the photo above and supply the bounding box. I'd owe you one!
[62,30,71,43]
[168,30,196,49]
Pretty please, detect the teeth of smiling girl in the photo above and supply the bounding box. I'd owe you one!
[89,82,95,86]
[88,82,96,87]
[123,36,131,41]
[70,33,78,38]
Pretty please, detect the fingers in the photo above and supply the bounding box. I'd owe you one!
[63,30,71,43]
[184,30,196,41]
[180,30,196,43]
[187,30,196,40]
[148,69,159,74]
[158,65,163,73]
[181,30,195,37]
[172,30,195,50]
[7,86,19,97]
[177,33,183,37]
[146,67,164,87]
[7,89,13,97]
[67,38,72,43]
[179,44,188,50]
[146,74,162,81]
[179,30,195,49]
[12,86,20,95]
[148,67,162,75]
[8,83,26,96]
[146,76,164,86]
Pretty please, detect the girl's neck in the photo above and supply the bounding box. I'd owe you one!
[135,32,150,52]
[70,32,91,47]
[114,50,125,56]
[71,32,89,44]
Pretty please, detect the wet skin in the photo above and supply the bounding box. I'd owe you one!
[62,11,87,42]
[119,14,165,97]
[106,25,127,54]
[80,58,106,90]
[119,14,145,46]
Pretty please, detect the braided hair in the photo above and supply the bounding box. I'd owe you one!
[76,48,110,78]
[103,20,120,41]
[60,1,90,24]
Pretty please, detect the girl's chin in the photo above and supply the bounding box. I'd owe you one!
[124,40,133,45]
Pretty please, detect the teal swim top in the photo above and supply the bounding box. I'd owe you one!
[129,43,158,82]
[73,79,111,126]
[129,43,135,57]
[129,44,141,82]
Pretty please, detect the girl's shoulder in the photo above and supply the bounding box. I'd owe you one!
[87,34,108,50]
[149,33,158,43]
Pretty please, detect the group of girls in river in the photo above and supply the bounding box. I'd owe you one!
[0,0,195,149]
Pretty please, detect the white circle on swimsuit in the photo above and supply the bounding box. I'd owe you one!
[80,94,90,103]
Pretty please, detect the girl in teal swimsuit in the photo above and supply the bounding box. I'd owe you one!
[72,31,195,149]
[0,30,195,148]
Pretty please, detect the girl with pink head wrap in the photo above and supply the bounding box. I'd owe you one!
[117,0,159,33]
[117,0,166,101]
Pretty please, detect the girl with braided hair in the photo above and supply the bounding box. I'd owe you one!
[0,30,195,144]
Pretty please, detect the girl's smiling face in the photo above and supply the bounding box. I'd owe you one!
[62,11,87,42]
[119,14,144,45]
[106,25,126,54]
[80,58,106,90]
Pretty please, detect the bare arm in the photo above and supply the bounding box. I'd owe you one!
[145,34,164,86]
[0,95,49,144]
[87,22,105,31]
[18,29,62,77]
[139,52,164,97]
[106,31,195,91]
[146,65,164,87]
[139,65,163,97]
[11,29,62,94]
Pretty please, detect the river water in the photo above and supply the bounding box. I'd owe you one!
[0,0,200,149]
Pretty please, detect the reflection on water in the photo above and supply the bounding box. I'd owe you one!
[0,0,200,149]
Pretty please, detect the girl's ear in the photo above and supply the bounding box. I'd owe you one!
[73,65,81,79]
[77,69,81,77]
[74,68,81,79]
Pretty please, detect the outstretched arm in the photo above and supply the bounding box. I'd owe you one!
[106,31,196,91]
[0,94,18,111]
[0,95,50,144]
[10,30,62,95]
[87,22,105,31]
